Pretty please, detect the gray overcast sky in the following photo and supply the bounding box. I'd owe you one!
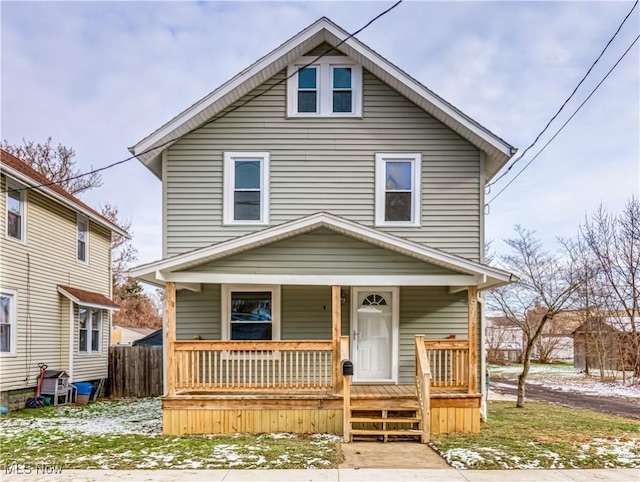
[2,1,639,266]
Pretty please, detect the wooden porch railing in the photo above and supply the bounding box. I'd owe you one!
[415,335,431,443]
[173,340,334,392]
[423,339,470,390]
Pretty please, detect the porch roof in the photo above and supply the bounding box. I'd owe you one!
[57,285,121,311]
[130,213,515,291]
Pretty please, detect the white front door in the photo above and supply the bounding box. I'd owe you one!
[351,287,398,383]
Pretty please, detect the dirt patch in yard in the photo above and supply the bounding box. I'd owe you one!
[340,441,451,469]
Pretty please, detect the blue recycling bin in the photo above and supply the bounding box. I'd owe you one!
[75,382,93,404]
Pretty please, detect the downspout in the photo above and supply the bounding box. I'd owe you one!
[478,294,487,422]
[68,302,74,382]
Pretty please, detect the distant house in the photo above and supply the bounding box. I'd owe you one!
[573,315,640,372]
[0,149,127,410]
[111,325,156,346]
[486,317,523,363]
[131,329,162,347]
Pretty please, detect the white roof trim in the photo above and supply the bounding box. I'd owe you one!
[57,287,121,312]
[130,17,516,181]
[2,165,128,237]
[130,212,515,290]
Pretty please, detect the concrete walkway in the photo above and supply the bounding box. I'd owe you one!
[3,468,638,481]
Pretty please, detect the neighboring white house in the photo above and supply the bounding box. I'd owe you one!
[111,325,156,346]
[0,149,127,410]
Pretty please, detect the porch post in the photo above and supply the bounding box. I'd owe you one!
[332,285,342,394]
[166,281,177,396]
[468,285,478,394]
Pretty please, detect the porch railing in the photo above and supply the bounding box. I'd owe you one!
[173,340,334,392]
[415,336,431,443]
[423,339,470,390]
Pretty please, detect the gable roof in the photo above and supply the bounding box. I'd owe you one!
[131,212,515,290]
[1,149,128,236]
[129,17,516,182]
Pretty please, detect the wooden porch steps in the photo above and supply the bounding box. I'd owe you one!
[348,406,423,442]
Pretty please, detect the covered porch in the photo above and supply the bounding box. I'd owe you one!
[162,282,481,442]
[130,214,512,441]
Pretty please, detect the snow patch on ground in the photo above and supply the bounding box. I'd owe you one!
[0,398,162,438]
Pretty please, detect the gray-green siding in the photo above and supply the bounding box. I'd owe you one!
[186,229,457,275]
[165,70,481,260]
[174,284,466,384]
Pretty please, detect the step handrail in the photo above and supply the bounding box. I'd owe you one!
[415,335,431,443]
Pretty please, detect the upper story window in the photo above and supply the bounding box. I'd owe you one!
[0,289,17,356]
[6,180,26,242]
[221,285,281,341]
[375,153,422,227]
[77,214,89,263]
[79,306,101,353]
[287,57,362,117]
[223,152,270,225]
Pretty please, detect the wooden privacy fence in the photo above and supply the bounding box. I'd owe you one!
[108,345,163,397]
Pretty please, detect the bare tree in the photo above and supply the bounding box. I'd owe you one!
[2,138,102,195]
[579,198,640,378]
[488,226,580,407]
[100,202,137,291]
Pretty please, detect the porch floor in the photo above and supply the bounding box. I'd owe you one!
[351,384,472,399]
[170,384,475,399]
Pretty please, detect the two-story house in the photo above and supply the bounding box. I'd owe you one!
[130,18,517,442]
[0,149,126,410]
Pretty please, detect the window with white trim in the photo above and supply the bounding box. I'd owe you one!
[222,285,280,341]
[223,152,270,225]
[77,214,88,262]
[6,180,25,242]
[375,153,422,227]
[0,289,17,355]
[287,57,362,117]
[78,306,101,353]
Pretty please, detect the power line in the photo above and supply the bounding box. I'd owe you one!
[486,34,640,206]
[3,1,403,195]
[487,0,639,189]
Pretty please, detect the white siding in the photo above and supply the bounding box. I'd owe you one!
[0,176,112,390]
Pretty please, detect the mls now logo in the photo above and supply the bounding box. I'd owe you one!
[3,462,64,474]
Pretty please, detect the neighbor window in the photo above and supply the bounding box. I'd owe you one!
[0,290,17,355]
[78,306,101,353]
[222,285,280,341]
[77,214,88,262]
[6,181,25,242]
[375,153,421,226]
[223,152,270,225]
[287,57,362,117]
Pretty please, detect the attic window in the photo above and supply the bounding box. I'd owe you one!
[287,57,362,117]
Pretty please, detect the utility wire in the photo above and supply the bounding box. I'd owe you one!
[3,0,403,195]
[487,0,639,189]
[486,34,640,206]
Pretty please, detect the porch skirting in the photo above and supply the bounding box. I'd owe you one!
[160,393,480,436]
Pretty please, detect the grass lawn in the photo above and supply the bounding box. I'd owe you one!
[0,399,342,469]
[431,401,640,469]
